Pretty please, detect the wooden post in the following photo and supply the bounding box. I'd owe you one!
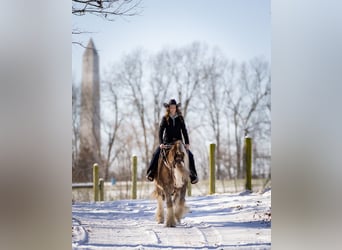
[93,163,99,201]
[245,136,252,191]
[209,143,216,194]
[131,155,137,199]
[99,178,104,201]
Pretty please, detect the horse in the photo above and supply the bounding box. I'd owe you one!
[153,140,190,227]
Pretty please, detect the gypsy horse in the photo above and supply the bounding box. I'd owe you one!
[153,140,190,227]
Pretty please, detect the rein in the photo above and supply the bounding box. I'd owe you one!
[161,147,172,170]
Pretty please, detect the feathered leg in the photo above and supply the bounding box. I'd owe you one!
[156,194,164,224]
[165,193,176,227]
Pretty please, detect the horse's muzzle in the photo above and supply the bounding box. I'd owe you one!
[174,152,184,166]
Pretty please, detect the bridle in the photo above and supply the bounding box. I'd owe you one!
[161,144,172,170]
[161,142,185,169]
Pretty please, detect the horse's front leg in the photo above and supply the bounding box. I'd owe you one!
[165,193,176,227]
[156,194,164,224]
[174,184,189,223]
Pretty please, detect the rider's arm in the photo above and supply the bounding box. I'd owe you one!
[159,117,166,145]
[180,118,190,145]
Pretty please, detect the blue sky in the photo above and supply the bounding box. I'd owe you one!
[72,0,270,84]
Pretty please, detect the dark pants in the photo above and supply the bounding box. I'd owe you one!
[147,147,198,178]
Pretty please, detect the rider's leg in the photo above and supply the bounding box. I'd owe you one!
[146,147,161,181]
[187,150,198,184]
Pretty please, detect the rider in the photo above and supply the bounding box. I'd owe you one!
[146,99,198,184]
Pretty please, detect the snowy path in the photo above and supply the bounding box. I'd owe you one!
[72,190,271,249]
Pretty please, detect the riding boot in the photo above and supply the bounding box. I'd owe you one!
[188,150,198,184]
[146,147,161,181]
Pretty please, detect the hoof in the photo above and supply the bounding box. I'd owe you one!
[156,217,164,224]
[165,219,176,227]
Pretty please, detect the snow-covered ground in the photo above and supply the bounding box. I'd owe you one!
[72,189,271,249]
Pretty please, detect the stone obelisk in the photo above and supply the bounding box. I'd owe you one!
[77,38,101,182]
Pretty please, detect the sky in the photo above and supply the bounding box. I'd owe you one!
[72,0,271,85]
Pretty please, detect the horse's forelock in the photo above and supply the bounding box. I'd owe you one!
[179,142,187,156]
[176,141,185,152]
[168,141,184,162]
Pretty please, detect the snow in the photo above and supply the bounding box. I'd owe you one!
[72,189,271,249]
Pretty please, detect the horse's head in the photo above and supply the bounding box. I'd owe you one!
[169,141,188,169]
[166,140,190,189]
[174,142,185,165]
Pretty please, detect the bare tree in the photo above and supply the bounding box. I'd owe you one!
[116,50,151,173]
[227,94,243,178]
[172,42,208,118]
[148,49,173,149]
[201,50,229,179]
[72,0,142,46]
[101,77,124,180]
[72,0,142,20]
[72,83,81,172]
[96,43,271,188]
[224,113,234,179]
[226,57,271,178]
[113,127,135,181]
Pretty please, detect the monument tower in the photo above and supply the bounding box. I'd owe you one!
[76,38,101,182]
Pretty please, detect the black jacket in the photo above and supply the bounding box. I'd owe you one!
[159,115,190,145]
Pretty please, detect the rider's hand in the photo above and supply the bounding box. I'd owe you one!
[185,144,190,150]
[160,144,165,149]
